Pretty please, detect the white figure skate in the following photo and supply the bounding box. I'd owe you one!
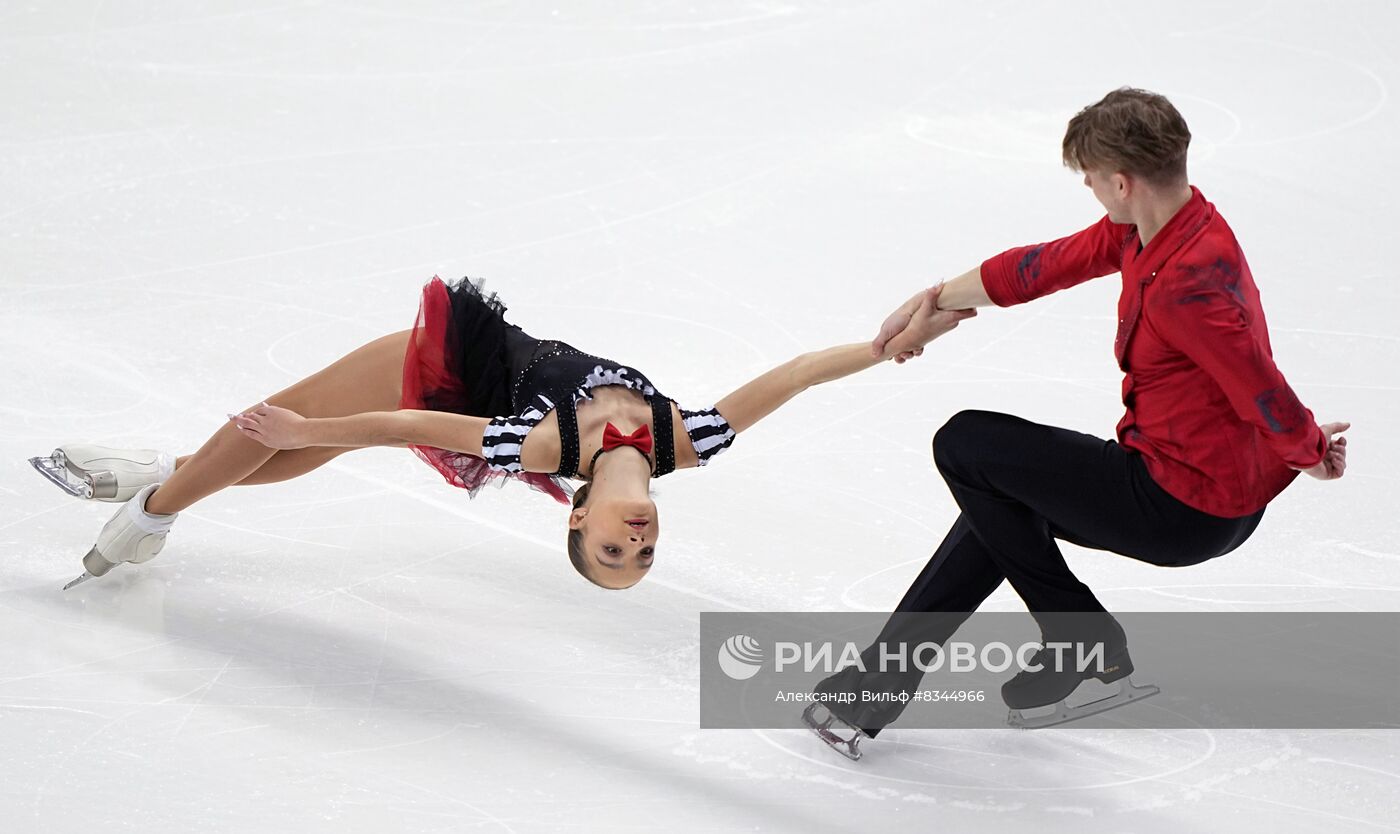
[64,483,178,590]
[29,444,175,502]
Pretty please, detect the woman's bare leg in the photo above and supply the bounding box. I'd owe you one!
[233,446,352,485]
[174,446,354,484]
[172,446,353,486]
[144,329,411,515]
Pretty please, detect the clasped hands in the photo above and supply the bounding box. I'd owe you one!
[871,282,978,364]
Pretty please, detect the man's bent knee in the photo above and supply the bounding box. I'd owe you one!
[932,409,1003,474]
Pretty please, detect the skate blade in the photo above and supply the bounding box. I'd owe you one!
[28,452,93,499]
[62,571,97,591]
[802,703,867,761]
[1007,677,1161,730]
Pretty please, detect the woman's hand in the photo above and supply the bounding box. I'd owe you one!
[880,284,977,362]
[871,288,930,359]
[1300,421,1350,480]
[228,402,311,450]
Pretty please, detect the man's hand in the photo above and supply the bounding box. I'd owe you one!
[229,402,311,450]
[1300,421,1350,480]
[875,284,977,363]
[871,287,930,359]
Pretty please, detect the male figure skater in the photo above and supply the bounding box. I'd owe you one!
[806,87,1350,760]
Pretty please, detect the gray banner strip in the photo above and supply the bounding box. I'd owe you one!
[700,612,1400,729]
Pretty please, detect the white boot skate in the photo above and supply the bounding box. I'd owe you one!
[29,444,175,502]
[65,483,178,590]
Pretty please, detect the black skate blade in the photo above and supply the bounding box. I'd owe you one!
[802,703,867,761]
[28,453,92,499]
[1007,678,1161,730]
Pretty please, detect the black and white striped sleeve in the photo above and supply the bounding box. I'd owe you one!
[480,416,529,472]
[680,405,736,466]
[480,399,550,473]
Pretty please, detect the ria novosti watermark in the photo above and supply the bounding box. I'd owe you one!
[719,635,1113,680]
[700,612,1400,730]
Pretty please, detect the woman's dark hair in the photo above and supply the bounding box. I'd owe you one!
[567,483,613,589]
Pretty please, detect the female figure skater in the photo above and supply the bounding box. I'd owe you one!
[35,276,973,591]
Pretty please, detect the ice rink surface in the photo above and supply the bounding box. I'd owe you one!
[3,1,1398,831]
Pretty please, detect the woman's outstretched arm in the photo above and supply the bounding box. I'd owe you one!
[715,285,975,434]
[230,405,490,454]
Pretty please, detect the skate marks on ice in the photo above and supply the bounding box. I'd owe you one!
[8,563,852,832]
[72,3,871,83]
[670,727,1400,831]
[673,726,1221,818]
[900,23,1387,165]
[1168,34,1389,149]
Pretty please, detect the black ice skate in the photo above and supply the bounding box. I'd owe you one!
[802,702,869,761]
[1002,617,1159,729]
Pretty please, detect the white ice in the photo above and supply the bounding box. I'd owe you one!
[2,2,1398,832]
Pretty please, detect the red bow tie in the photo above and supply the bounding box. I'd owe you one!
[602,422,654,456]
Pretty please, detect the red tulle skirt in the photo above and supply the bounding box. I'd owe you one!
[398,276,571,504]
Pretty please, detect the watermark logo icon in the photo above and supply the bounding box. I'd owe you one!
[718,634,764,680]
